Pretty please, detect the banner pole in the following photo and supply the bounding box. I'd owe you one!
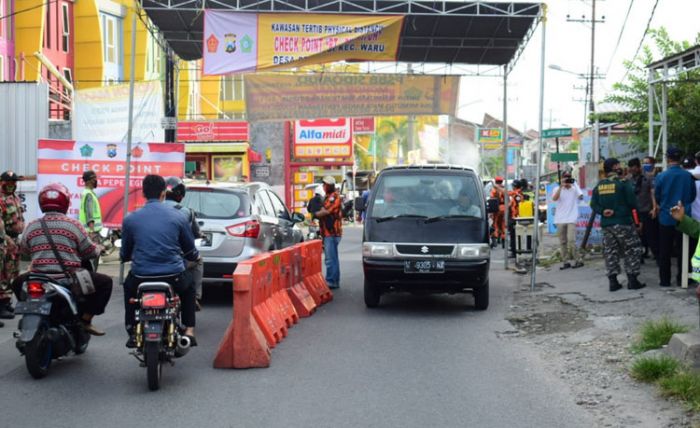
[119,5,138,285]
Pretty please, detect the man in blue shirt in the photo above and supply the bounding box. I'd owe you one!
[121,175,200,347]
[654,148,697,287]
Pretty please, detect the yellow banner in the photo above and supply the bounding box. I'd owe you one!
[203,11,403,75]
[245,73,461,121]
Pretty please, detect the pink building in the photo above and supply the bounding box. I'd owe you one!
[42,0,74,119]
[0,0,14,81]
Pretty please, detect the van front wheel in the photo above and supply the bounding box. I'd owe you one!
[364,279,381,308]
[473,281,489,310]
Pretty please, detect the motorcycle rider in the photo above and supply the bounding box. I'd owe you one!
[121,175,200,348]
[13,183,113,335]
[164,176,203,310]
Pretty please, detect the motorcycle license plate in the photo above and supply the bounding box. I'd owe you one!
[404,260,445,274]
[15,301,52,315]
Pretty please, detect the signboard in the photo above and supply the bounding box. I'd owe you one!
[478,128,503,149]
[542,128,573,139]
[160,117,177,130]
[293,171,314,184]
[177,121,249,142]
[551,152,579,162]
[73,81,164,143]
[251,164,271,181]
[295,189,312,201]
[37,139,185,228]
[245,73,460,121]
[293,118,353,158]
[203,11,404,75]
[352,117,375,134]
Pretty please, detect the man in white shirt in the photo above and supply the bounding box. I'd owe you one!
[552,172,584,269]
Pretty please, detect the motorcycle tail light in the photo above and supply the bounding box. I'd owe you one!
[141,292,167,309]
[27,282,45,299]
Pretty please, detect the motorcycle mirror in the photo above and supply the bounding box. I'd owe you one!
[114,239,122,248]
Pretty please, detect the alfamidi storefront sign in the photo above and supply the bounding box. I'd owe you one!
[293,118,353,159]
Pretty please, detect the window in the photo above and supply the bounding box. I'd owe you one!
[221,75,244,101]
[44,3,51,48]
[62,68,72,94]
[181,190,249,220]
[268,191,290,220]
[61,3,70,53]
[255,191,275,217]
[104,15,116,63]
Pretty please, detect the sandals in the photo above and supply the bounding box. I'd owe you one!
[559,262,572,270]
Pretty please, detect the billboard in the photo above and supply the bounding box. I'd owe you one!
[293,118,353,158]
[203,11,403,75]
[177,121,249,142]
[245,73,460,121]
[36,140,185,228]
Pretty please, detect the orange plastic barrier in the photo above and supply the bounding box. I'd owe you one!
[214,240,331,369]
[300,240,333,305]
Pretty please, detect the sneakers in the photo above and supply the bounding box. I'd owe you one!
[125,335,137,348]
[0,303,14,320]
[328,283,339,290]
[560,262,572,270]
[81,321,106,336]
[195,299,202,312]
[0,320,4,328]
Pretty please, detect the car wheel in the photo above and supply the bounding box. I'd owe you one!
[473,280,489,310]
[364,279,381,308]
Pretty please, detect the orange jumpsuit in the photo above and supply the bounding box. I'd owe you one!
[490,186,506,239]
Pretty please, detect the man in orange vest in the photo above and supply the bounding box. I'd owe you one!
[507,179,525,258]
[490,177,506,246]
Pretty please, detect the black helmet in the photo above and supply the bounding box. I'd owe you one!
[165,176,186,201]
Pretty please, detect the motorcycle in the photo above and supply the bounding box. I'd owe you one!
[97,227,120,256]
[13,274,92,379]
[129,279,191,391]
[342,198,354,223]
[306,221,321,240]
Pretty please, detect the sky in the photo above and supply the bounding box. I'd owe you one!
[455,0,700,132]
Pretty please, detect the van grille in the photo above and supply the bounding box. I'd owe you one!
[395,245,454,255]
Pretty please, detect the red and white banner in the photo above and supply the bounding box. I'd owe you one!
[37,140,185,228]
[352,117,375,134]
[293,118,353,158]
[177,121,249,142]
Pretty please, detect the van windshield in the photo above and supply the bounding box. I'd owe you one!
[370,173,483,219]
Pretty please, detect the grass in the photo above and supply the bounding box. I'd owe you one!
[630,355,681,383]
[631,318,690,353]
[659,372,700,411]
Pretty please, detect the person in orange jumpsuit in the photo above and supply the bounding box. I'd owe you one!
[507,179,525,258]
[490,176,506,246]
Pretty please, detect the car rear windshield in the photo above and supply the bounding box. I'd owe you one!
[370,173,483,219]
[181,188,250,219]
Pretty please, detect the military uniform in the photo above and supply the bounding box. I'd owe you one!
[0,171,25,316]
[590,171,645,291]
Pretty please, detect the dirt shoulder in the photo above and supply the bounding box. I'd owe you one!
[501,249,700,427]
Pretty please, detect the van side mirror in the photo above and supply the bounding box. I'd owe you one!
[354,196,366,212]
[291,212,306,223]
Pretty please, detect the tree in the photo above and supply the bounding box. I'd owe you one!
[602,28,700,155]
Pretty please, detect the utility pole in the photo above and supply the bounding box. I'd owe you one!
[406,64,416,160]
[588,0,596,126]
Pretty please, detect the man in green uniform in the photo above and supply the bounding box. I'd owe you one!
[0,171,25,318]
[80,171,103,270]
[590,158,646,292]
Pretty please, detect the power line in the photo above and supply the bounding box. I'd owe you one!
[620,0,661,82]
[605,0,634,75]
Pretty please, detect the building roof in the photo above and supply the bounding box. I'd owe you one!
[141,0,543,70]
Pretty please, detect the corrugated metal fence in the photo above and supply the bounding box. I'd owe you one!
[0,82,49,176]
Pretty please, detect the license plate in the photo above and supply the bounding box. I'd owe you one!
[404,260,445,273]
[15,301,52,316]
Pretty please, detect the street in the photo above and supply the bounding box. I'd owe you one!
[0,227,595,428]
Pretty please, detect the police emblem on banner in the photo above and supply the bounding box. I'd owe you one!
[106,144,118,158]
[225,33,237,53]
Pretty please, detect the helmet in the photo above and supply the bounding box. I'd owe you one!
[39,183,71,214]
[165,176,186,201]
[494,176,504,183]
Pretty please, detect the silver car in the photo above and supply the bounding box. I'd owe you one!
[180,182,305,284]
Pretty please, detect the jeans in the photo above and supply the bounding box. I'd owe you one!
[323,236,341,288]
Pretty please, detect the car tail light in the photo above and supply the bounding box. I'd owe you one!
[27,282,45,299]
[141,292,167,308]
[226,220,260,238]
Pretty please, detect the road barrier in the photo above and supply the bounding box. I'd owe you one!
[213,240,332,369]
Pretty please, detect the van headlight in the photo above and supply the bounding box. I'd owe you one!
[363,243,394,258]
[455,244,490,259]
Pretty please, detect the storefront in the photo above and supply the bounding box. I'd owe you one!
[177,121,253,182]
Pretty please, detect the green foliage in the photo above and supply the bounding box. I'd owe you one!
[482,154,505,177]
[631,317,690,353]
[630,355,681,383]
[658,372,700,411]
[602,28,700,155]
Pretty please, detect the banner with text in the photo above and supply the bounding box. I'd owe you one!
[245,73,460,121]
[203,11,403,75]
[73,81,164,143]
[37,140,185,228]
[294,118,353,158]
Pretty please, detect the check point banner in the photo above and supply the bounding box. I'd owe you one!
[203,10,404,75]
[37,140,185,228]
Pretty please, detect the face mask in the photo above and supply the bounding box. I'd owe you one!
[615,168,624,177]
[642,164,654,173]
[92,179,98,189]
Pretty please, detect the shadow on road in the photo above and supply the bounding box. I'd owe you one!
[368,292,479,316]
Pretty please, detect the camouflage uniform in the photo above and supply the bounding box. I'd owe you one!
[0,193,25,302]
[601,224,642,276]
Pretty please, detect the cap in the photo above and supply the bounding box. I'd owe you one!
[82,170,97,182]
[0,171,22,182]
[494,176,504,183]
[603,157,620,173]
[667,146,683,160]
[322,176,336,185]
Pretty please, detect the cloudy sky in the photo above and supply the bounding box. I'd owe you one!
[455,0,699,132]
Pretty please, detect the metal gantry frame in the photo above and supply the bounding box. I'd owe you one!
[647,45,700,168]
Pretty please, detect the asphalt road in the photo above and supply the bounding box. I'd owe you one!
[0,227,594,428]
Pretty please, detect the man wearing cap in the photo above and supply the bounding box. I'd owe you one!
[590,158,646,291]
[552,171,584,270]
[80,170,103,245]
[0,171,25,318]
[655,148,696,287]
[490,177,506,245]
[313,176,343,289]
